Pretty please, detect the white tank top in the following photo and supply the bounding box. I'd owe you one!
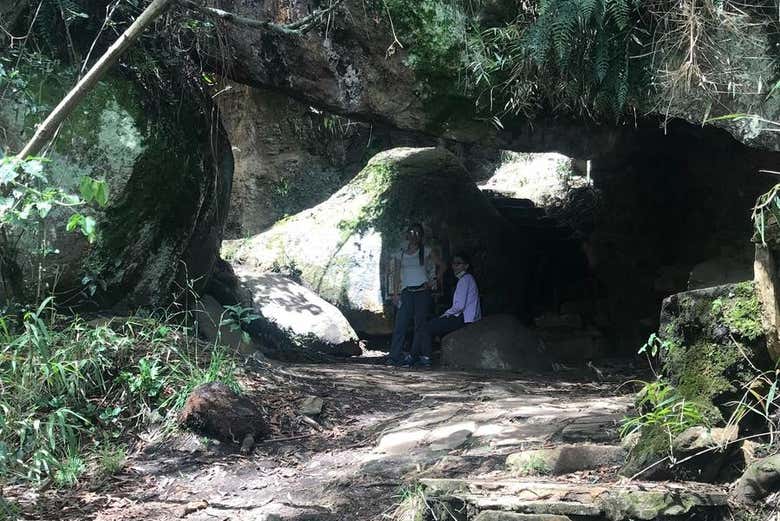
[400,249,428,289]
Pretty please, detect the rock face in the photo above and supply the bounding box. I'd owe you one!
[226,147,508,335]
[216,83,369,238]
[732,454,780,505]
[0,67,232,307]
[210,0,780,152]
[754,244,780,364]
[440,314,550,372]
[179,382,267,445]
[236,268,361,356]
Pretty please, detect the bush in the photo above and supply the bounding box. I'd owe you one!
[0,300,239,486]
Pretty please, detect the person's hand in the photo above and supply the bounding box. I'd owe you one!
[392,294,400,307]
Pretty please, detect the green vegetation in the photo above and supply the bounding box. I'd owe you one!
[0,301,239,486]
[621,380,707,440]
[516,453,552,476]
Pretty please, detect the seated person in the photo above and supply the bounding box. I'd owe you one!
[413,251,481,367]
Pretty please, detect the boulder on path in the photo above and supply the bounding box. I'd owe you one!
[179,382,267,447]
[236,268,361,357]
[441,314,550,372]
[225,147,510,335]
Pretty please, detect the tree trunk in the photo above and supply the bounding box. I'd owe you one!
[16,0,176,160]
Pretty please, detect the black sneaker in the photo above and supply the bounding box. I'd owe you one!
[413,356,432,368]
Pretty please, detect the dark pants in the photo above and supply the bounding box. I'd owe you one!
[389,288,432,362]
[415,315,465,358]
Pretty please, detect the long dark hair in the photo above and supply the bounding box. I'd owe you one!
[408,223,425,265]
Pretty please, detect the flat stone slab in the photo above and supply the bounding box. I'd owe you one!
[420,479,728,520]
[474,511,574,521]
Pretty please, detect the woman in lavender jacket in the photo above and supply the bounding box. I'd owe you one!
[413,251,481,367]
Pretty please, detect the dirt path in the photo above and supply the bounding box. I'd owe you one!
[20,359,641,521]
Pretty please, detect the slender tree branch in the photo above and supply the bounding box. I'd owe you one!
[179,0,343,35]
[17,0,177,160]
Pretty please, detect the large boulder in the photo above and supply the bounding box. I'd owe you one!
[440,314,550,372]
[0,65,232,307]
[236,268,361,357]
[226,147,509,335]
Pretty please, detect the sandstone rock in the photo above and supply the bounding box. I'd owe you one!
[754,245,780,364]
[236,269,361,357]
[299,396,324,416]
[732,454,780,505]
[179,382,267,445]
[688,256,753,290]
[227,148,509,334]
[669,426,739,482]
[441,314,550,372]
[474,512,572,521]
[0,67,231,307]
[506,444,626,476]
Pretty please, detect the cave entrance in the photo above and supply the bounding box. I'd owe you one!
[477,120,779,361]
[217,83,779,364]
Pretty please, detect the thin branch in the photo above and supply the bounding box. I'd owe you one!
[179,0,343,35]
[16,0,178,160]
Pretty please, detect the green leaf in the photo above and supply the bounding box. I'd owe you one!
[94,180,109,207]
[36,201,52,218]
[81,216,97,243]
[79,177,95,203]
[0,162,18,185]
[21,159,45,180]
[66,214,83,232]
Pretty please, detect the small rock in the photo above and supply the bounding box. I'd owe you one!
[732,454,780,505]
[179,382,267,444]
[180,500,208,517]
[299,396,324,416]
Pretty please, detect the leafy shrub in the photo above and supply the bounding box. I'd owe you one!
[0,301,239,486]
[621,379,707,440]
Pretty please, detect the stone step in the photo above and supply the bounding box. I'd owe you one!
[418,478,729,520]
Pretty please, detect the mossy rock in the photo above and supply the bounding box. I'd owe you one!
[660,282,769,421]
[225,147,509,334]
[623,282,771,481]
[0,61,232,306]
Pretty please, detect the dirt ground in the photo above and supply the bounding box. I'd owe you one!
[8,356,642,521]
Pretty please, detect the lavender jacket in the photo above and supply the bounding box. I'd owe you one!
[443,272,481,323]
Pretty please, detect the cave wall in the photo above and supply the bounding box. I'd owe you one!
[216,82,501,238]
[548,120,779,353]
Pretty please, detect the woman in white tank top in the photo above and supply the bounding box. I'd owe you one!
[386,223,444,366]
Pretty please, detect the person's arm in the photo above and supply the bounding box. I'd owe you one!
[390,255,401,305]
[442,276,468,317]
